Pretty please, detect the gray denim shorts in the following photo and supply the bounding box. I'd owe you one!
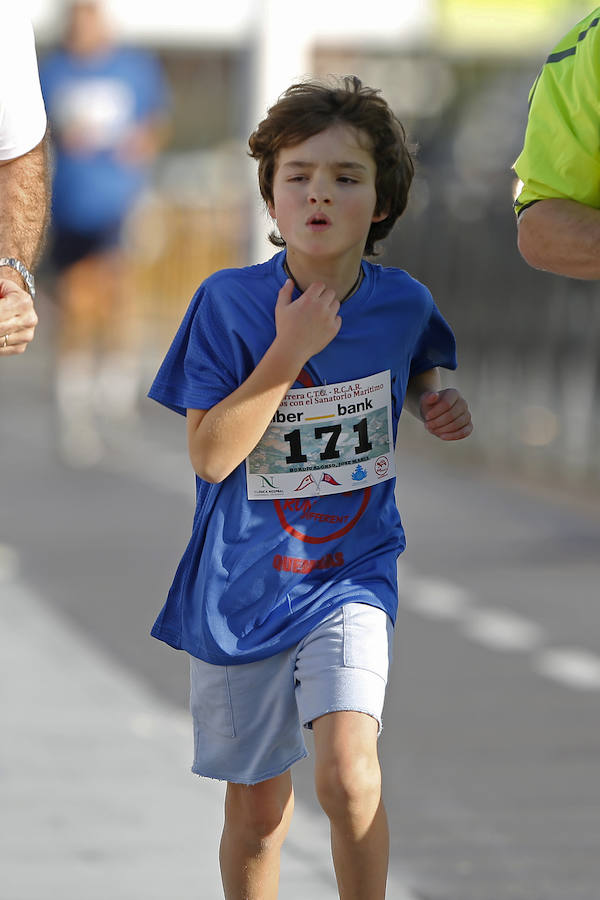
[189,602,394,785]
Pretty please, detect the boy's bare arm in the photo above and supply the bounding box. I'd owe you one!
[406,368,473,441]
[404,368,441,418]
[517,199,600,280]
[187,279,341,482]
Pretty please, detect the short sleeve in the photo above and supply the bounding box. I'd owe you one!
[148,284,239,416]
[409,296,457,378]
[513,12,600,215]
[0,14,47,160]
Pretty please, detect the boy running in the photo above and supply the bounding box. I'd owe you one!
[149,76,472,900]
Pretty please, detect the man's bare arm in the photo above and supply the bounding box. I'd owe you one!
[517,198,600,280]
[0,134,50,354]
[0,133,50,280]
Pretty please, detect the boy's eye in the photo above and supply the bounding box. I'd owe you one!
[337,176,358,184]
[288,175,307,182]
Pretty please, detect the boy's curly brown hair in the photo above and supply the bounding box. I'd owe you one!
[248,75,414,257]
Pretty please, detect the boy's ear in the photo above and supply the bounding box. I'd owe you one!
[372,206,389,223]
[267,201,276,219]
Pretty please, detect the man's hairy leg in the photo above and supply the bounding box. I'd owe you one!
[220,771,294,900]
[313,711,389,900]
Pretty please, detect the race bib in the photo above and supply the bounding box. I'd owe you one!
[246,371,396,499]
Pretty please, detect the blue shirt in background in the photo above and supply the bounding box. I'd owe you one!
[40,45,168,232]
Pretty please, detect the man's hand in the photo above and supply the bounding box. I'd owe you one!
[420,388,473,441]
[0,278,38,355]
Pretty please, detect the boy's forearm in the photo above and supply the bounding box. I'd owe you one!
[188,339,306,483]
[404,368,441,419]
[517,199,600,279]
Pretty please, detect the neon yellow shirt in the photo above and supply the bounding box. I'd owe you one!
[513,8,600,216]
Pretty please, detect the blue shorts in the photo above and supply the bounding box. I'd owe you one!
[50,222,124,272]
[189,602,394,785]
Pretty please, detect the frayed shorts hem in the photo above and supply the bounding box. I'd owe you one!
[191,749,309,786]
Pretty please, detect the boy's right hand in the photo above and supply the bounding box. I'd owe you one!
[274,279,341,367]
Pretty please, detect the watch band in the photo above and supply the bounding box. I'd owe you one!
[0,257,36,299]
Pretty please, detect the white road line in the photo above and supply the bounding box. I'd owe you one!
[460,609,545,653]
[535,649,600,691]
[398,562,600,693]
[399,574,472,621]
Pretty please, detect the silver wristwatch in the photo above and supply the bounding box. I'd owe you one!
[0,257,36,298]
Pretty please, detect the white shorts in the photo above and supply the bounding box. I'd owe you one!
[189,602,394,785]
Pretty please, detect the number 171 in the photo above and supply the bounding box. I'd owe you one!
[284,418,372,464]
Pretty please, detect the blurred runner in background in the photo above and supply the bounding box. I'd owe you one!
[514,7,600,280]
[40,0,169,465]
[0,13,49,358]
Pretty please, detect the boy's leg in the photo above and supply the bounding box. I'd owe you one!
[189,648,307,897]
[220,770,294,900]
[313,710,389,900]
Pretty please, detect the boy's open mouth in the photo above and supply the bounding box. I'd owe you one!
[306,213,332,228]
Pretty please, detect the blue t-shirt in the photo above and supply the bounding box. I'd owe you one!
[40,46,168,232]
[149,251,457,665]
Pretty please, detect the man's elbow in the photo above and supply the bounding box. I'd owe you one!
[517,224,543,270]
[517,207,551,272]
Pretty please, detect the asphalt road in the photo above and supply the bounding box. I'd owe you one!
[2,337,600,900]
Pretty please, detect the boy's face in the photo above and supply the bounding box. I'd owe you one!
[268,124,386,265]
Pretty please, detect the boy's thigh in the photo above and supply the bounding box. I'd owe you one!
[189,649,308,785]
[312,709,380,775]
[294,602,393,733]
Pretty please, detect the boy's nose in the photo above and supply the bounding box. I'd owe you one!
[307,174,332,204]
[308,191,331,204]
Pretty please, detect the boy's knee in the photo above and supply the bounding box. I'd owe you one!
[315,751,381,821]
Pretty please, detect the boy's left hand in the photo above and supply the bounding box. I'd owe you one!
[420,389,473,441]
